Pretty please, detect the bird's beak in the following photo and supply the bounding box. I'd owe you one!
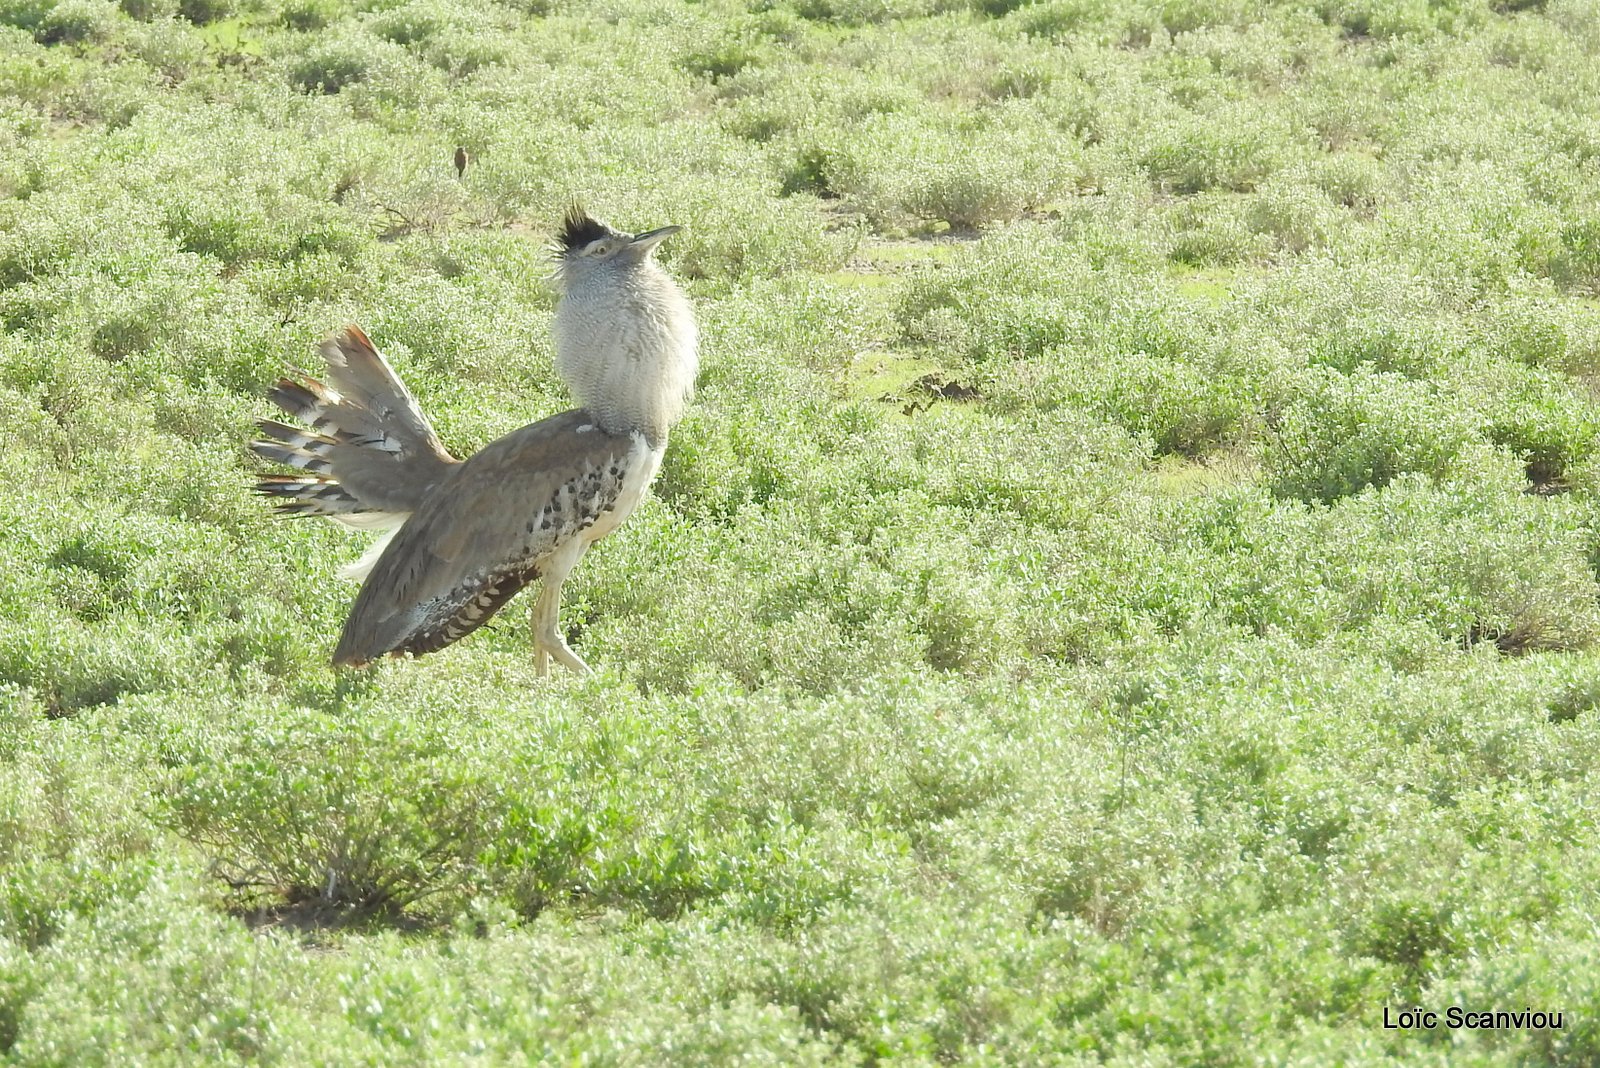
[630,225,681,252]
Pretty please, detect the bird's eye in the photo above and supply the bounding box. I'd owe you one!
[588,241,611,257]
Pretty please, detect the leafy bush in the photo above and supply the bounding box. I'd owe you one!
[1549,216,1600,295]
[895,225,1095,360]
[279,0,335,29]
[163,707,500,910]
[286,34,388,94]
[118,0,173,19]
[0,0,52,33]
[1138,106,1295,194]
[1022,343,1252,455]
[1266,370,1477,502]
[368,0,507,75]
[36,0,115,43]
[176,0,229,23]
[804,108,1073,229]
[125,16,205,76]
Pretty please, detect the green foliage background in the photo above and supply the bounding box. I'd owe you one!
[4,0,1600,1061]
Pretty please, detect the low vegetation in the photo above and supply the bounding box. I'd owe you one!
[4,0,1600,1062]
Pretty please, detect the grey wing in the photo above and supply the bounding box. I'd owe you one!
[252,326,458,519]
[331,412,639,667]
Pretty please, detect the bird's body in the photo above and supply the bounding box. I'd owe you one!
[328,408,658,667]
[252,208,696,673]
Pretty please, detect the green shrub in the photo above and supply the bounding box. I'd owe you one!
[280,0,337,29]
[0,698,161,947]
[1310,150,1386,207]
[0,0,52,32]
[809,109,1073,229]
[1023,343,1251,455]
[287,35,380,93]
[681,23,775,82]
[895,225,1094,360]
[1313,0,1442,39]
[1266,370,1478,502]
[36,0,115,43]
[163,708,500,909]
[118,0,173,19]
[1549,216,1600,295]
[787,0,957,23]
[125,16,205,76]
[1138,107,1293,194]
[176,0,229,22]
[364,0,508,75]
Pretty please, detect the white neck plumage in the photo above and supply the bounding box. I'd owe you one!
[552,261,698,448]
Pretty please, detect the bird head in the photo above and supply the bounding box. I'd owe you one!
[554,205,680,283]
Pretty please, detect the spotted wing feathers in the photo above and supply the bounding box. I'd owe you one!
[391,568,538,660]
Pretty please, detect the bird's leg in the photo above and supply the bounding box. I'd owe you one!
[541,574,590,674]
[530,583,554,677]
[532,614,551,677]
[530,573,589,676]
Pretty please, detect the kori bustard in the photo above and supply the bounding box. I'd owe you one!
[251,208,697,673]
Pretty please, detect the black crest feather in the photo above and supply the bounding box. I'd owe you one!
[557,204,612,252]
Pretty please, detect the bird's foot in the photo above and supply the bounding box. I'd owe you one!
[533,635,590,677]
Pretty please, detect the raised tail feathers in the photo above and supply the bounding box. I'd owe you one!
[251,326,460,525]
[252,418,337,473]
[250,375,382,524]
